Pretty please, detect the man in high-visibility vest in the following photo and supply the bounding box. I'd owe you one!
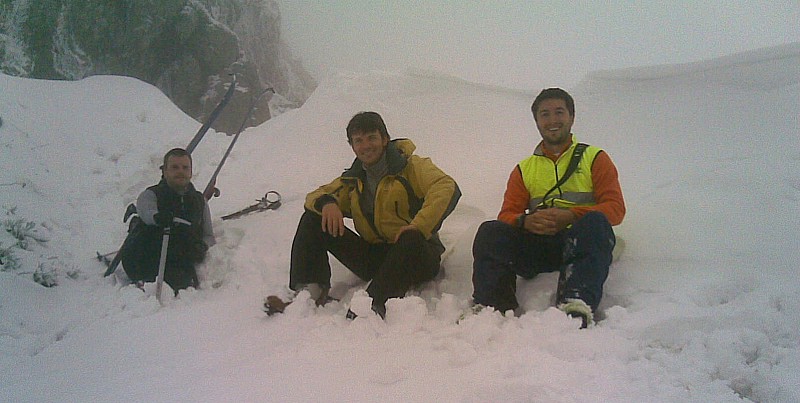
[471,88,626,328]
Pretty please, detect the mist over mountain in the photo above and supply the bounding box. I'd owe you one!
[0,0,316,133]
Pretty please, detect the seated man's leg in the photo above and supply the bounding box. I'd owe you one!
[289,210,371,292]
[366,230,441,310]
[559,211,615,311]
[471,220,524,312]
[120,248,143,282]
[164,263,197,294]
[121,228,160,283]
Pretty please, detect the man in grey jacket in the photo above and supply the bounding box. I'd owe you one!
[121,148,215,292]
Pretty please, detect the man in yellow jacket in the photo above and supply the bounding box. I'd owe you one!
[282,111,460,318]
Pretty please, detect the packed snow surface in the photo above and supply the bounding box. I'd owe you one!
[1,43,799,402]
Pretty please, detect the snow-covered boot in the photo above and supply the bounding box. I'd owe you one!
[456,303,486,324]
[263,284,337,316]
[345,303,386,320]
[345,290,385,320]
[558,298,593,329]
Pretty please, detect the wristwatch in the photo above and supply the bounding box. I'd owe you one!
[516,213,527,228]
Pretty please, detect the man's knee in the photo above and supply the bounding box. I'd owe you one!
[295,210,331,243]
[298,209,322,227]
[476,219,511,236]
[473,220,515,257]
[575,211,611,232]
[570,211,614,245]
[395,228,425,245]
[395,229,438,262]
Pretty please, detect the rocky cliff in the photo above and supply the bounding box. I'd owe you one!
[0,0,316,133]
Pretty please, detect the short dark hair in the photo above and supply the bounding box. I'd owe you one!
[161,147,192,170]
[531,88,575,121]
[346,111,390,143]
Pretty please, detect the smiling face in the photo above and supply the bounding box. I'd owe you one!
[162,154,192,191]
[350,129,389,167]
[534,98,574,150]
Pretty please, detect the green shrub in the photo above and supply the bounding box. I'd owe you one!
[0,242,20,271]
[1,207,72,286]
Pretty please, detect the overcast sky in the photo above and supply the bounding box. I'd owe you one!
[277,1,800,91]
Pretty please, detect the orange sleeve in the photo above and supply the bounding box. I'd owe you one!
[570,151,626,225]
[497,166,530,226]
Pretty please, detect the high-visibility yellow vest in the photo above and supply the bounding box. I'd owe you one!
[519,139,602,210]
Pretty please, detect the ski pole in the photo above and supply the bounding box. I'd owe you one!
[202,87,274,200]
[101,76,237,277]
[154,226,171,305]
[154,217,190,305]
[186,74,237,154]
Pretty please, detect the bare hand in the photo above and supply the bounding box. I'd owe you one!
[523,208,576,235]
[321,203,345,237]
[394,224,418,242]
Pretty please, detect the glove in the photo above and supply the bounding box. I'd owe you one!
[153,211,174,227]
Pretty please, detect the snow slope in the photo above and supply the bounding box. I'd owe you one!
[1,43,799,402]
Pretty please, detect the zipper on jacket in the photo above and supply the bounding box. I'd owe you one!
[357,182,389,242]
[395,201,411,224]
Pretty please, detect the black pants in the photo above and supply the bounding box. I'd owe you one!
[121,226,199,293]
[472,211,615,312]
[289,210,442,306]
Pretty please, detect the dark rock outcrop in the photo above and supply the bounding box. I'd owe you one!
[0,0,315,133]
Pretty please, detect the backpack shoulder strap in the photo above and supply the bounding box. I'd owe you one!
[540,143,588,207]
[394,175,423,218]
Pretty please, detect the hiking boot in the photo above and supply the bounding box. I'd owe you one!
[312,286,337,307]
[294,283,337,306]
[263,288,338,316]
[456,303,487,324]
[558,298,593,329]
[345,303,386,320]
[345,290,385,320]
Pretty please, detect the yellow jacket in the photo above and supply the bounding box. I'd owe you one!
[305,139,460,248]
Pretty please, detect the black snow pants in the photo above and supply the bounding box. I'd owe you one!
[289,210,442,307]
